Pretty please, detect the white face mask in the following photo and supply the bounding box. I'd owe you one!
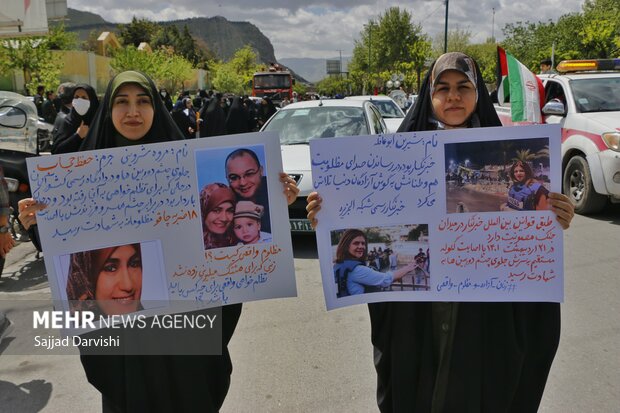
[161,91,167,97]
[72,98,90,116]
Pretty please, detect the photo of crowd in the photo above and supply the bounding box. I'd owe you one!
[196,145,272,251]
[330,224,430,298]
[444,137,551,213]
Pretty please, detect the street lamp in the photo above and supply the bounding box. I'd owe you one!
[444,0,449,53]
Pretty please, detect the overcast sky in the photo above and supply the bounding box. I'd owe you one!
[67,0,585,60]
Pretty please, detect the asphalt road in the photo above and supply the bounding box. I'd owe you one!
[1,204,619,413]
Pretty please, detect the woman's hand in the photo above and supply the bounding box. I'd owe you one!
[306,192,322,229]
[279,172,299,205]
[18,198,46,230]
[0,231,15,258]
[548,192,574,229]
[77,121,89,139]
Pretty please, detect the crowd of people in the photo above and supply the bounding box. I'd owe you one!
[31,81,286,154]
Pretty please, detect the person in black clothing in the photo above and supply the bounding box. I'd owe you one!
[41,90,58,124]
[307,52,575,412]
[257,97,277,128]
[159,88,173,112]
[51,84,99,154]
[199,97,227,137]
[225,97,250,135]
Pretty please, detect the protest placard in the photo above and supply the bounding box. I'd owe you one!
[27,132,296,326]
[310,124,563,310]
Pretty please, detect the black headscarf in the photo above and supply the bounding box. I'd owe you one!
[397,53,501,132]
[199,96,227,137]
[51,84,100,154]
[225,96,250,134]
[258,97,277,125]
[81,71,184,150]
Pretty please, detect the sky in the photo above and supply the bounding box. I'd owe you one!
[67,0,585,60]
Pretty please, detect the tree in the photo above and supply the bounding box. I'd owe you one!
[47,23,79,50]
[211,62,245,94]
[512,149,537,163]
[432,28,473,57]
[580,0,620,57]
[0,37,63,93]
[315,75,351,97]
[118,17,157,47]
[110,46,194,92]
[349,7,431,94]
[229,45,261,87]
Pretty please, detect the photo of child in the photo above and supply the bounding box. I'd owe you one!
[233,201,272,245]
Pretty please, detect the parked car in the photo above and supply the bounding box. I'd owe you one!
[495,59,620,214]
[0,91,49,248]
[345,95,405,133]
[260,99,388,232]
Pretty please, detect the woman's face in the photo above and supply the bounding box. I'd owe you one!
[205,201,234,234]
[513,165,526,182]
[95,245,142,315]
[74,88,90,100]
[348,236,366,260]
[431,70,477,128]
[111,83,154,141]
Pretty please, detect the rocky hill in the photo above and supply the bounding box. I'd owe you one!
[62,8,278,64]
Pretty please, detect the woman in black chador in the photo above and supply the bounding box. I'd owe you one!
[307,52,575,412]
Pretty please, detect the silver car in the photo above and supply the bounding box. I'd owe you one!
[261,99,388,232]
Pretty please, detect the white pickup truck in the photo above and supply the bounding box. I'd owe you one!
[495,59,620,214]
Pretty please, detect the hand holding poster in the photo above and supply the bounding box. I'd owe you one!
[26,132,296,345]
[310,124,563,309]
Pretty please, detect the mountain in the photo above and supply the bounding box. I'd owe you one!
[62,8,278,65]
[279,57,351,83]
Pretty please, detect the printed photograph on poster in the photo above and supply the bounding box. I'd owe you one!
[445,137,551,213]
[54,240,168,316]
[330,224,430,298]
[195,145,272,250]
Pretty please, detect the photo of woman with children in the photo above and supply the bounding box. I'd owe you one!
[197,146,273,251]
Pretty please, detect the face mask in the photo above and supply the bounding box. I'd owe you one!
[161,91,167,97]
[72,98,90,116]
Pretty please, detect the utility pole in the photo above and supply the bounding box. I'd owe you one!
[492,8,495,42]
[338,49,343,79]
[444,0,449,53]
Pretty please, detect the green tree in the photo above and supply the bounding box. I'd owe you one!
[316,75,351,96]
[580,0,620,57]
[118,16,157,47]
[349,7,431,94]
[110,46,194,92]
[293,82,307,97]
[0,36,63,93]
[47,23,79,50]
[432,28,473,57]
[211,62,245,94]
[229,45,261,87]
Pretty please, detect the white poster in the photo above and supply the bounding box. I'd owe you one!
[27,132,296,323]
[310,124,563,310]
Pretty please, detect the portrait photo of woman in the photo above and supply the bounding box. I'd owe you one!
[66,243,142,316]
[506,160,550,211]
[200,182,237,250]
